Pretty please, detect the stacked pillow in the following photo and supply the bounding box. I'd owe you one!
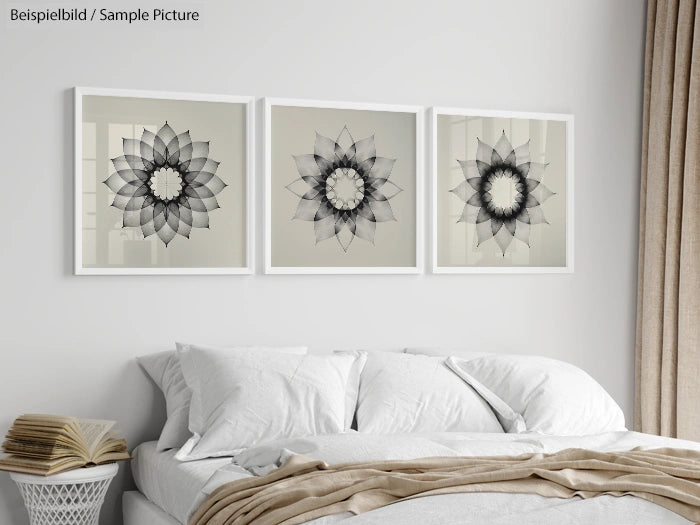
[406,348,626,436]
[137,350,191,452]
[140,344,367,460]
[139,344,626,462]
[445,354,626,436]
[138,344,308,452]
[176,345,366,460]
[354,352,503,434]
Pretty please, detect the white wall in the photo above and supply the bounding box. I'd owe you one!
[0,1,646,523]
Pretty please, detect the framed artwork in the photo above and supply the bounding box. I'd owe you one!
[431,107,574,273]
[264,98,423,274]
[74,87,254,275]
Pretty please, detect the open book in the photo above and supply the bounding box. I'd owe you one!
[0,414,130,476]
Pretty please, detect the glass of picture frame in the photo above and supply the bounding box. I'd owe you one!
[264,98,424,274]
[74,87,255,275]
[431,107,574,273]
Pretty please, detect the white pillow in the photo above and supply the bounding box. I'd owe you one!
[175,346,366,461]
[137,351,192,451]
[356,352,503,434]
[446,355,626,435]
[138,344,307,451]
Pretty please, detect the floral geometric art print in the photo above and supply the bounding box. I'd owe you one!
[75,88,254,275]
[104,122,227,247]
[432,108,573,273]
[266,99,423,274]
[286,126,402,253]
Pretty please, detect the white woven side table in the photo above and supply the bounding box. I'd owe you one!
[10,463,118,525]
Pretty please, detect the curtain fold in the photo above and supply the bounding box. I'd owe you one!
[635,0,699,441]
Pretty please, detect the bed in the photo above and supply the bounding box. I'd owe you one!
[125,345,700,525]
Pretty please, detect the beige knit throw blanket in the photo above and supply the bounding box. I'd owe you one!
[189,447,700,525]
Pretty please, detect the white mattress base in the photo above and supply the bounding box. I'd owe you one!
[130,441,241,523]
[123,491,181,525]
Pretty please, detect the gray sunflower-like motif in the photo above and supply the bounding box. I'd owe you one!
[287,126,401,252]
[451,131,555,255]
[104,122,226,246]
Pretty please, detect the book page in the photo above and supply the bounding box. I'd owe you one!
[76,419,115,457]
[0,453,86,476]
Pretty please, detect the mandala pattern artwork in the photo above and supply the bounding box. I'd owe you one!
[451,132,555,255]
[104,122,226,246]
[287,126,402,252]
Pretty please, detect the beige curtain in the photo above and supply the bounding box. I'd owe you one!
[635,0,699,441]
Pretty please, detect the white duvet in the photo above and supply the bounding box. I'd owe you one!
[181,431,700,525]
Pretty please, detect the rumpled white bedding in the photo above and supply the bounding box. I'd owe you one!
[131,442,249,524]
[134,431,700,525]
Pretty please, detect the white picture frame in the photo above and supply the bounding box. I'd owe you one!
[264,97,424,274]
[74,87,255,275]
[430,107,574,274]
